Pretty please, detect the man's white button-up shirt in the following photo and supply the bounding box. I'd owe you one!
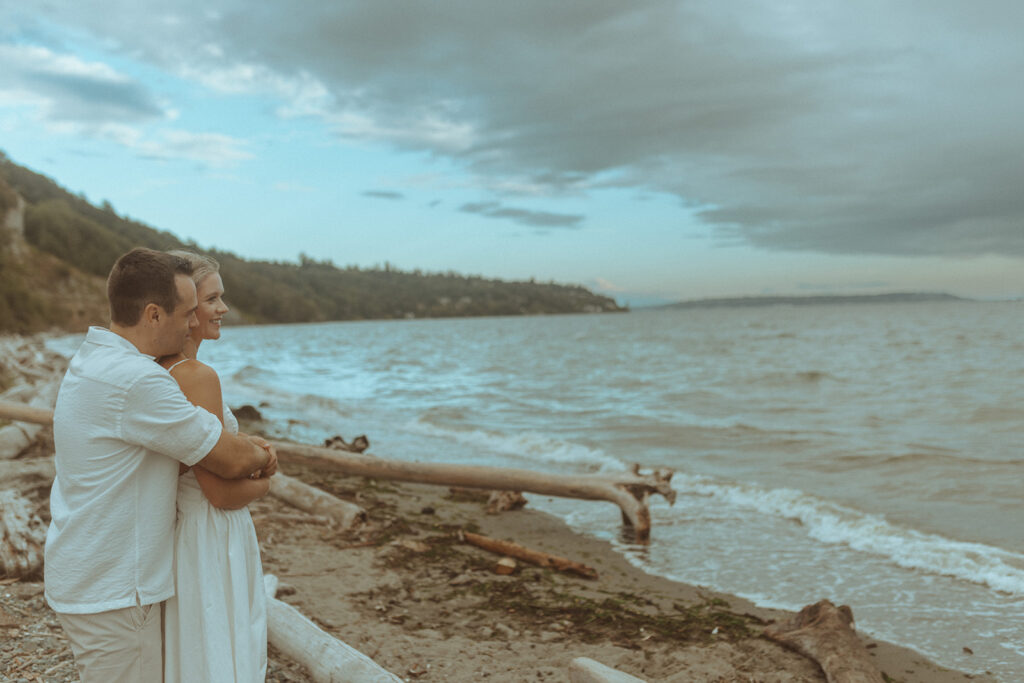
[44,327,223,614]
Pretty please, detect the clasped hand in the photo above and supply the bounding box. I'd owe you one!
[246,435,278,479]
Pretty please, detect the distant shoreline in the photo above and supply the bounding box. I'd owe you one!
[647,292,970,310]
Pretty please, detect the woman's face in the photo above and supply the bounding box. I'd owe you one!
[194,273,229,341]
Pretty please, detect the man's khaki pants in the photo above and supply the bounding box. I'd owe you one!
[56,602,162,683]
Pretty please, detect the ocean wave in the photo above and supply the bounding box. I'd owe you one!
[406,417,625,474]
[672,474,1024,595]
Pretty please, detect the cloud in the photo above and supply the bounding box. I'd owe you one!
[0,44,164,123]
[459,201,583,228]
[7,1,1024,255]
[363,190,404,200]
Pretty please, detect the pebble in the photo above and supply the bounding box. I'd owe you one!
[494,623,518,639]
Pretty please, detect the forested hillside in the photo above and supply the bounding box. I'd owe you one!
[0,153,623,333]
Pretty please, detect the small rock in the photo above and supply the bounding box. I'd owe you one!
[420,506,435,515]
[478,626,494,639]
[494,623,518,639]
[232,404,263,421]
[963,646,974,655]
[449,574,475,586]
[539,631,561,643]
[493,557,516,575]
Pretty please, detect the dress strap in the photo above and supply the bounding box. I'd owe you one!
[167,358,192,372]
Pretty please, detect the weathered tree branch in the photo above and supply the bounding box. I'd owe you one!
[460,530,598,579]
[764,600,885,683]
[0,402,677,541]
[272,441,675,542]
[263,574,403,682]
[569,657,647,683]
[0,490,46,578]
[270,472,367,530]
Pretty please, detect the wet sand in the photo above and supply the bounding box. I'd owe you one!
[252,459,989,682]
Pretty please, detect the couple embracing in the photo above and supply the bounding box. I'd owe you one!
[44,247,275,682]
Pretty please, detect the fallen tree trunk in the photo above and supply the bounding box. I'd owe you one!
[272,442,675,542]
[270,472,367,530]
[0,490,46,578]
[0,384,58,460]
[460,530,598,580]
[0,458,56,490]
[0,400,54,427]
[569,657,647,683]
[263,574,403,683]
[764,600,885,683]
[0,402,677,540]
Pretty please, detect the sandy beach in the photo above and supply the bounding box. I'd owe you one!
[0,443,994,682]
[247,456,987,682]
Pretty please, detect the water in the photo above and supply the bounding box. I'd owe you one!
[49,301,1024,679]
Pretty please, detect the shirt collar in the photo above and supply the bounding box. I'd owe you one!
[85,326,157,360]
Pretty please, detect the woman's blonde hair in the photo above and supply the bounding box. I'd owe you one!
[166,250,220,286]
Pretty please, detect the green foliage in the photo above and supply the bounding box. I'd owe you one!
[24,200,134,277]
[0,153,625,328]
[0,177,17,216]
[0,249,54,333]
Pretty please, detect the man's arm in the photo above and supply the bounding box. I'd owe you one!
[196,429,273,480]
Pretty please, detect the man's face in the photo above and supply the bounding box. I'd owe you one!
[156,274,199,356]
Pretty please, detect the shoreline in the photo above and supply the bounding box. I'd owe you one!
[0,433,992,682]
[0,332,997,681]
[252,458,989,682]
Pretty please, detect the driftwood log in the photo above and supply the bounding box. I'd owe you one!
[0,401,368,529]
[0,490,46,578]
[270,472,367,530]
[460,530,598,580]
[764,600,885,683]
[272,442,675,542]
[569,657,647,683]
[0,401,677,541]
[263,574,403,683]
[0,383,58,460]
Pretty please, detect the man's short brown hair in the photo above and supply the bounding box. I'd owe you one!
[107,248,194,326]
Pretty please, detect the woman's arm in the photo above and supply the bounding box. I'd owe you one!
[171,361,272,509]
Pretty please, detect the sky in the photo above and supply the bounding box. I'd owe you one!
[1,1,1023,305]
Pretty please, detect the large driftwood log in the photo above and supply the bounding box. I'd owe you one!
[263,574,403,683]
[270,472,367,530]
[0,401,677,540]
[0,383,58,460]
[0,490,46,578]
[272,442,675,542]
[0,400,55,427]
[460,530,598,579]
[0,458,56,490]
[764,600,885,683]
[569,657,647,683]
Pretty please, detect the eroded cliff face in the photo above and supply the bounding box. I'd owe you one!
[1,192,108,334]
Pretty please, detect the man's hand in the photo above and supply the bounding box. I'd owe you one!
[247,435,278,478]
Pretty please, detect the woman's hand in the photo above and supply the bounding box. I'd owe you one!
[246,435,278,477]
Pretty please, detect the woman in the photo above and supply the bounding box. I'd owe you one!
[160,250,270,682]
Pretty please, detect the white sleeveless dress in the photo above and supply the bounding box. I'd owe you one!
[164,405,267,682]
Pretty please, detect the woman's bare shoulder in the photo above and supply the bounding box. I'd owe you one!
[169,359,221,386]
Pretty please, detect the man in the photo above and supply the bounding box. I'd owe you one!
[44,247,276,683]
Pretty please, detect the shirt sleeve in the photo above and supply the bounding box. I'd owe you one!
[120,371,224,467]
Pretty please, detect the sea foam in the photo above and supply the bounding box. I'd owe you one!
[671,473,1024,596]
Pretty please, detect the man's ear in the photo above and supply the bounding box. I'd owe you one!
[142,302,162,325]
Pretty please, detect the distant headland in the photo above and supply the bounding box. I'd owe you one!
[651,292,969,310]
